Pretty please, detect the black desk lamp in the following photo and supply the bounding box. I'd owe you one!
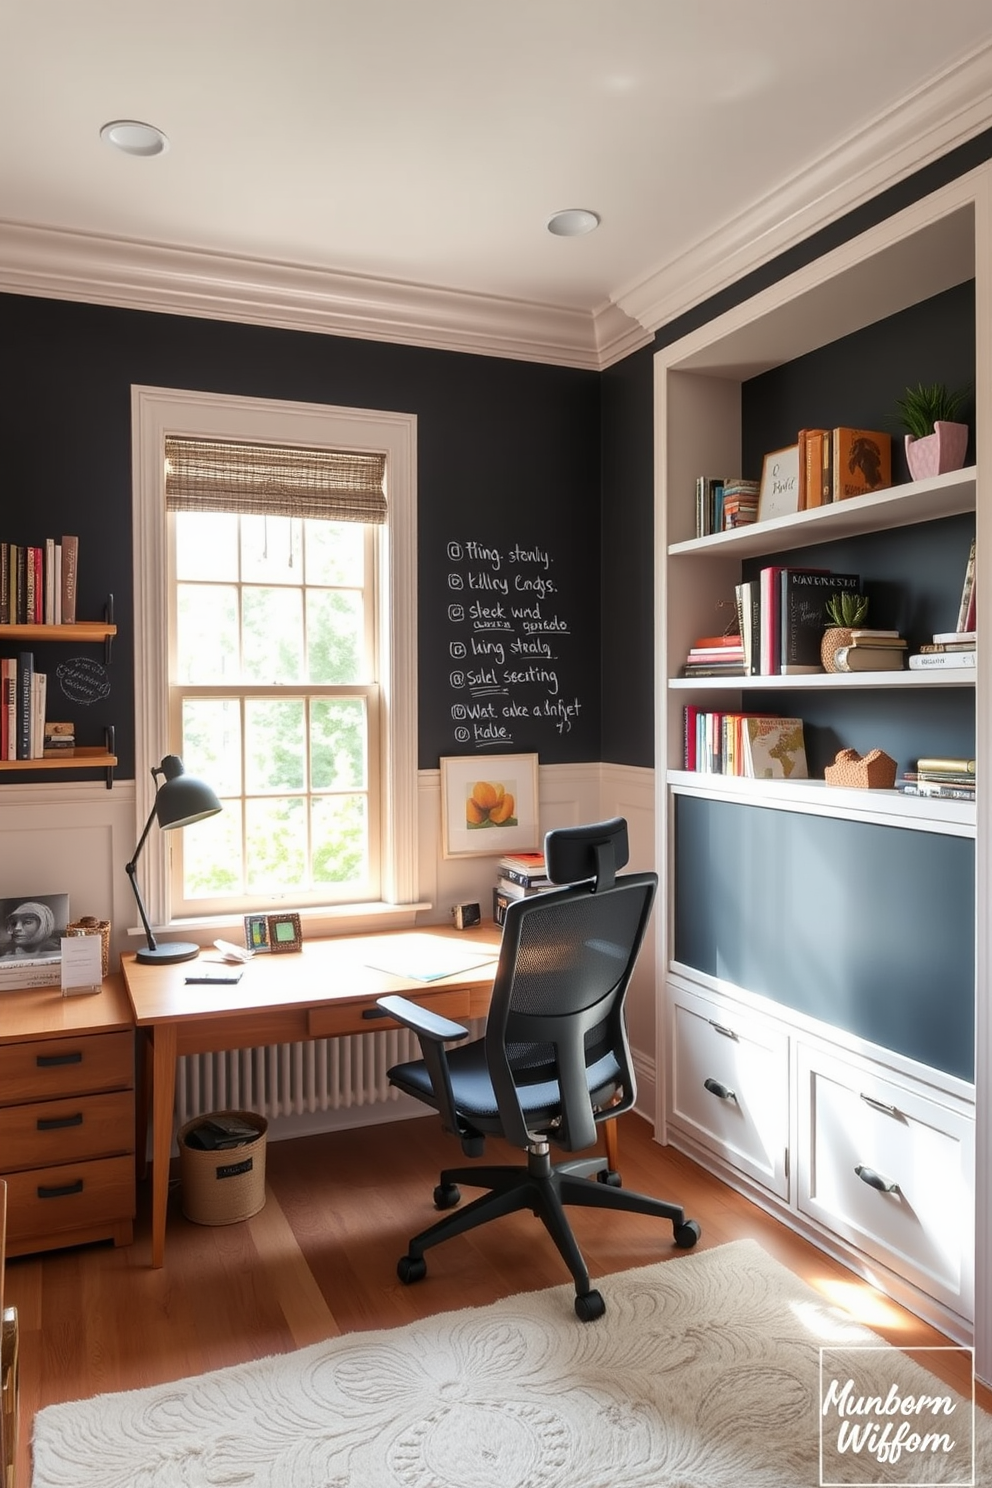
[126,754,222,964]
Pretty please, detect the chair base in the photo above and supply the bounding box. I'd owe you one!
[397,1145,700,1317]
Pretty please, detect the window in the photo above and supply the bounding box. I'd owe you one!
[133,388,417,934]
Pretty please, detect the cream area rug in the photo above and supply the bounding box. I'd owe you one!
[32,1238,992,1487]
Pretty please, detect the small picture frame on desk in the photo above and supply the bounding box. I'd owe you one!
[244,914,270,954]
[267,912,303,954]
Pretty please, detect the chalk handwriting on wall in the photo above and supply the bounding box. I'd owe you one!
[444,539,584,750]
[56,657,111,704]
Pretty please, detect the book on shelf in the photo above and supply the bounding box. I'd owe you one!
[797,428,829,510]
[916,756,976,774]
[831,427,892,501]
[831,645,905,672]
[933,629,976,645]
[16,650,33,760]
[898,780,975,801]
[779,569,861,674]
[691,633,742,649]
[60,534,79,625]
[846,629,904,644]
[31,670,47,758]
[694,476,724,538]
[919,641,976,653]
[734,579,761,675]
[907,650,977,670]
[954,537,976,634]
[0,657,13,760]
[742,716,808,780]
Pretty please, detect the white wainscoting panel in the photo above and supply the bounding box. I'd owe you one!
[0,779,137,965]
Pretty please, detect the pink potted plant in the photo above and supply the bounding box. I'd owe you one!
[896,381,970,482]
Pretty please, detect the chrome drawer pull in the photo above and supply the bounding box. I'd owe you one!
[859,1093,900,1117]
[704,1077,736,1102]
[708,1021,739,1041]
[37,1179,84,1199]
[37,1113,84,1131]
[855,1164,900,1195]
[35,1050,83,1068]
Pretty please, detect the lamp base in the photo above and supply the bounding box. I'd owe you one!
[135,941,202,965]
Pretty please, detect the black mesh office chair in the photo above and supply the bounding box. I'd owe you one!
[378,817,700,1321]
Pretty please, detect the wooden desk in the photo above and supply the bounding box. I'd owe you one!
[123,925,505,1267]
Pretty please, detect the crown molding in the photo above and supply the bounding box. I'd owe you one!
[0,219,635,371]
[1,44,989,373]
[615,41,992,337]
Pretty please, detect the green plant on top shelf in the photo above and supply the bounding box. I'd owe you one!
[893,381,970,439]
[824,592,869,628]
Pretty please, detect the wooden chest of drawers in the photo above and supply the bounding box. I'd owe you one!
[0,979,135,1257]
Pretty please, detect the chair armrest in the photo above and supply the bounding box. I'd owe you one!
[376,994,470,1044]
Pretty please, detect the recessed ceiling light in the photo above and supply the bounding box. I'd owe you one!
[100,120,169,157]
[547,209,600,237]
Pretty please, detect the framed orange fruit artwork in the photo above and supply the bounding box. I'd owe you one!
[439,753,539,858]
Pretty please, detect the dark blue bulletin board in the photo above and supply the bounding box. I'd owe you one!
[673,793,975,1080]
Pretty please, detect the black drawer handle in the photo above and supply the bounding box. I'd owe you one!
[855,1164,900,1195]
[37,1113,84,1131]
[36,1051,84,1068]
[704,1077,736,1102]
[37,1179,84,1199]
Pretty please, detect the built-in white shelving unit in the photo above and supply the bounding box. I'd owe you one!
[653,169,991,1366]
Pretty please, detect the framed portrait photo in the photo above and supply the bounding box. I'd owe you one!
[757,444,801,523]
[440,753,539,859]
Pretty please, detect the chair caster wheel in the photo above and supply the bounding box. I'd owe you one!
[397,1254,427,1284]
[674,1219,701,1248]
[433,1182,460,1209]
[574,1289,606,1323]
[596,1168,623,1187]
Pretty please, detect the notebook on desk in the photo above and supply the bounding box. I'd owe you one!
[364,933,499,983]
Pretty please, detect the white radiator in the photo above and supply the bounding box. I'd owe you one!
[175,1030,422,1127]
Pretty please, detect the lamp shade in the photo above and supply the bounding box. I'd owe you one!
[154,755,222,830]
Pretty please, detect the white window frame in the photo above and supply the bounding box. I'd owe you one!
[132,385,418,934]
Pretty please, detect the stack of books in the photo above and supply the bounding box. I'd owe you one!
[681,632,745,679]
[693,477,759,537]
[493,851,551,926]
[831,629,907,673]
[899,756,976,802]
[908,629,976,671]
[720,479,760,530]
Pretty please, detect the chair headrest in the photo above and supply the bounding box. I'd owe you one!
[544,817,629,892]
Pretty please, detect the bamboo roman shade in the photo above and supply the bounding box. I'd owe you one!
[164,437,387,524]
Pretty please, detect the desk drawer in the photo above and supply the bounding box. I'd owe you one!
[0,1030,132,1104]
[0,1089,134,1172]
[308,988,471,1039]
[4,1155,134,1243]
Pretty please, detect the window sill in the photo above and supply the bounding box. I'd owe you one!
[126,901,435,947]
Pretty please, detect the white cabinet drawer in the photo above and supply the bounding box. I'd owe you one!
[797,1044,974,1316]
[669,985,789,1198]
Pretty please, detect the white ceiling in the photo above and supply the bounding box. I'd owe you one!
[3,1,992,366]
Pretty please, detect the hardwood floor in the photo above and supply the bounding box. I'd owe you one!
[7,1111,990,1484]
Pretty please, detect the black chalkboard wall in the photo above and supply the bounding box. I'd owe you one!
[0,292,601,777]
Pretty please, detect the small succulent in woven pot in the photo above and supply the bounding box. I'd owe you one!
[822,591,869,672]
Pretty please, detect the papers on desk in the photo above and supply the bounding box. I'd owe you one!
[364,933,499,983]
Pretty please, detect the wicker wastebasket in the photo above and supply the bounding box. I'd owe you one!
[178,1110,267,1225]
